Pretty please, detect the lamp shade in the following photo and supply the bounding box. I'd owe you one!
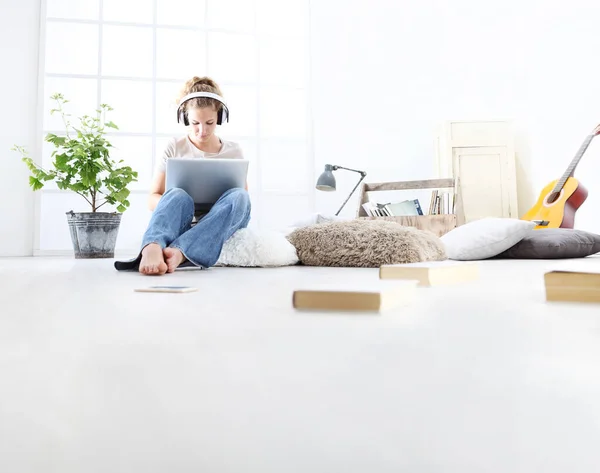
[316,164,336,191]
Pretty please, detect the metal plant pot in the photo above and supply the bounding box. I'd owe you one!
[66,211,122,259]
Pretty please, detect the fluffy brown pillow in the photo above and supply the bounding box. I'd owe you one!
[286,219,446,267]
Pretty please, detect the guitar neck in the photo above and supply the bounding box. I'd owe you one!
[553,133,595,193]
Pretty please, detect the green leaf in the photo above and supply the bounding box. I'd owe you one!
[105,121,119,130]
[29,176,44,191]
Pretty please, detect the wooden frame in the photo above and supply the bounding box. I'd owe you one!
[355,178,465,237]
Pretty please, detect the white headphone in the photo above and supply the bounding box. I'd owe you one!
[177,92,230,126]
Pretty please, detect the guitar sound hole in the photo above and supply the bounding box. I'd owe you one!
[547,192,560,204]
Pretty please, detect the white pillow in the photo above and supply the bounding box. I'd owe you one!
[216,228,299,267]
[440,217,536,260]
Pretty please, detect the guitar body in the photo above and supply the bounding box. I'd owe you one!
[522,177,588,229]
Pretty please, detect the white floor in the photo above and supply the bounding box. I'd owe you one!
[1,255,600,473]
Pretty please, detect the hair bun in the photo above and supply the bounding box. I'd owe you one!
[193,76,218,89]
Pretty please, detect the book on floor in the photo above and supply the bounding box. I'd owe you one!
[544,263,600,303]
[379,260,479,286]
[292,281,417,312]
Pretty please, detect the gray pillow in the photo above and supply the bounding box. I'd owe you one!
[494,228,600,259]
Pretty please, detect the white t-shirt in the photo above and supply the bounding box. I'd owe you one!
[155,135,244,174]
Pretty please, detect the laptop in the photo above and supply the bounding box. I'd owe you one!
[165,158,249,210]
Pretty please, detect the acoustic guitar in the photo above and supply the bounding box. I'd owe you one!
[522,124,600,229]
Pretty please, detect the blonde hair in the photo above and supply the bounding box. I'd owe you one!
[177,76,224,115]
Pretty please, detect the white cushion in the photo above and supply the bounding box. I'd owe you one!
[440,217,536,260]
[216,228,299,267]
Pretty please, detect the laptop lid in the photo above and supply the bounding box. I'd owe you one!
[165,158,249,205]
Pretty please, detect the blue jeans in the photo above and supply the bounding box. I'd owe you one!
[114,187,251,271]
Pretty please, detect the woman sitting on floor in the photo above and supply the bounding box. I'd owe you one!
[115,76,251,275]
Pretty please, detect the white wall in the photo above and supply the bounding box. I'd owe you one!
[0,0,40,256]
[311,0,600,235]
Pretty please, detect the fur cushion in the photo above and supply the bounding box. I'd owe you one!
[286,219,446,267]
[216,228,299,267]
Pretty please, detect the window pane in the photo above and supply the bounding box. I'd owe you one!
[46,0,99,20]
[260,37,307,87]
[106,136,154,190]
[43,77,98,131]
[103,0,153,24]
[207,0,254,31]
[256,0,307,37]
[156,29,206,80]
[260,140,308,192]
[41,139,61,190]
[157,0,205,27]
[219,137,257,190]
[39,191,151,251]
[155,81,187,135]
[260,87,306,138]
[102,26,153,78]
[155,136,175,173]
[208,33,257,83]
[39,193,84,250]
[220,85,257,137]
[45,22,99,75]
[115,193,152,250]
[100,80,153,133]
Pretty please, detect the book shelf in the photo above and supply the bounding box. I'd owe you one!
[355,178,465,237]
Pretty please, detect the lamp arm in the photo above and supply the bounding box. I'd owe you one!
[332,165,366,176]
[334,172,367,216]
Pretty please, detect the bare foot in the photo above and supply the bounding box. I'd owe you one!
[139,243,168,275]
[163,247,187,273]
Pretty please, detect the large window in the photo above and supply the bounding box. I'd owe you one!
[36,0,313,254]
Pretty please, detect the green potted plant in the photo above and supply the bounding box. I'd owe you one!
[11,93,138,259]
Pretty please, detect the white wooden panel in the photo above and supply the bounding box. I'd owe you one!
[453,147,507,221]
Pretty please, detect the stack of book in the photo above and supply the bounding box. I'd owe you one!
[361,199,423,217]
[362,190,456,217]
[428,190,455,215]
